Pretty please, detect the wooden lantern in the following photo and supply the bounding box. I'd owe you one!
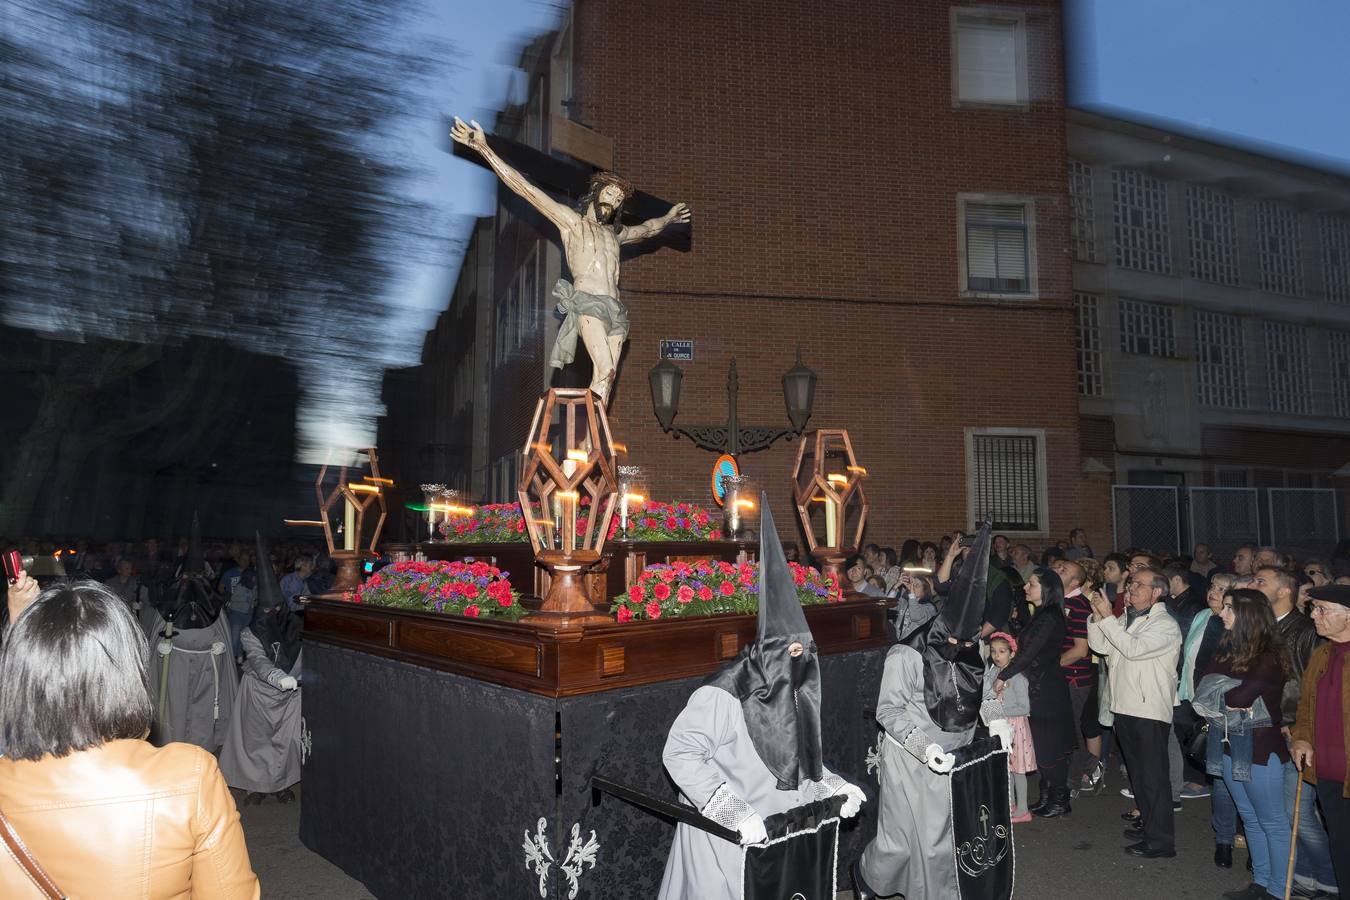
[285,448,389,595]
[518,389,619,627]
[791,429,868,592]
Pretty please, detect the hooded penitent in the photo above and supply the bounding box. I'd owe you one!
[159,514,223,630]
[898,521,992,733]
[704,494,822,791]
[249,531,302,673]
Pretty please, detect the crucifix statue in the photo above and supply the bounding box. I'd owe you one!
[451,117,691,405]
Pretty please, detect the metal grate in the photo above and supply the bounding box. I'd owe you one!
[1069,161,1098,262]
[1111,485,1180,555]
[1331,331,1350,419]
[1187,487,1259,561]
[1257,201,1303,296]
[1075,293,1104,396]
[1118,298,1176,357]
[1186,184,1238,285]
[1268,488,1340,558]
[1322,214,1350,305]
[1264,321,1312,414]
[1112,169,1171,274]
[971,433,1041,531]
[965,202,1030,293]
[1194,310,1247,408]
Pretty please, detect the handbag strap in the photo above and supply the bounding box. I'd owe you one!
[0,806,66,899]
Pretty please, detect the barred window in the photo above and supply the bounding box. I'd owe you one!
[1330,331,1350,419]
[953,13,1026,106]
[1118,299,1176,357]
[515,247,538,348]
[1069,161,1098,262]
[1264,321,1312,414]
[1322,214,1350,305]
[963,202,1030,293]
[1075,293,1103,396]
[1194,310,1247,408]
[1186,185,1238,285]
[1112,169,1171,274]
[968,431,1044,532]
[1257,201,1302,296]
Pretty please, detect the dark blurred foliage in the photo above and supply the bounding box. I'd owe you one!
[0,0,451,534]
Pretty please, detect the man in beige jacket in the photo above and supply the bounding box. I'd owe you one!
[1088,568,1182,860]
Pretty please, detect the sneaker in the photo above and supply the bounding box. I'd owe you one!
[1180,783,1210,800]
[1077,760,1106,794]
[1120,787,1134,799]
[1010,811,1033,824]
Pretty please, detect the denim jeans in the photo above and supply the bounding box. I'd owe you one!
[1208,719,1255,782]
[1212,774,1237,844]
[227,607,251,659]
[1223,753,1291,896]
[1284,763,1338,891]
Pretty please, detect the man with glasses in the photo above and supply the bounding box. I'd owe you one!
[1088,569,1182,859]
[1291,586,1350,896]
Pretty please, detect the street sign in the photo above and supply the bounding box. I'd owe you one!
[660,339,694,361]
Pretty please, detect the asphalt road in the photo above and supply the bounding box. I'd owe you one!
[245,774,1259,899]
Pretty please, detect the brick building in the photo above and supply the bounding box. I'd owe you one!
[381,1,1085,549]
[1070,109,1350,558]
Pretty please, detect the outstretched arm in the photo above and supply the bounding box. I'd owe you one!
[618,202,691,245]
[451,117,577,232]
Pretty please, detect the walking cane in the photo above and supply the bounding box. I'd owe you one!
[1283,758,1303,900]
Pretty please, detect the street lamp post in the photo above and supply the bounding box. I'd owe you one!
[647,350,817,456]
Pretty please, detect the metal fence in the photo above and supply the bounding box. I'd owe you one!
[1268,488,1341,559]
[1187,487,1260,561]
[1112,486,1180,556]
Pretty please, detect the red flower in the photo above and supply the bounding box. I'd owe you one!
[658,568,677,583]
[698,585,714,602]
[487,580,512,606]
[643,517,657,528]
[463,604,480,617]
[515,519,526,533]
[645,601,663,620]
[718,581,736,597]
[616,605,634,622]
[664,516,678,529]
[677,585,695,604]
[695,512,709,527]
[792,567,806,586]
[653,582,671,601]
[709,530,722,540]
[628,584,646,602]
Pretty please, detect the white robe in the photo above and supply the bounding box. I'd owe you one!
[219,628,303,794]
[860,644,974,900]
[657,685,841,900]
[145,611,238,753]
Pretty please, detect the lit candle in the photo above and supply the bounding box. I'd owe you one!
[343,497,357,551]
[558,490,578,553]
[826,474,848,549]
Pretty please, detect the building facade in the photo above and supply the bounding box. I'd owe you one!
[1069,109,1350,557]
[384,1,1085,549]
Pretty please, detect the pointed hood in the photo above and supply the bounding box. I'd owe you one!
[703,494,823,790]
[249,531,302,672]
[160,513,221,630]
[897,521,993,733]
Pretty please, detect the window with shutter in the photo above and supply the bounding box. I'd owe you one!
[955,16,1022,105]
[964,202,1030,293]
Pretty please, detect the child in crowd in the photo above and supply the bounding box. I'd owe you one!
[984,631,1036,822]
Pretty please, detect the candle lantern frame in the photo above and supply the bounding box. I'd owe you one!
[790,429,868,593]
[518,389,619,627]
[286,448,389,595]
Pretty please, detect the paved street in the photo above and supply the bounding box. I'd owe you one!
[247,776,1259,898]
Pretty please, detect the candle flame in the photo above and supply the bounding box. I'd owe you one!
[566,449,588,462]
[556,490,580,501]
[347,483,381,494]
[283,519,325,527]
[363,476,394,485]
[735,498,756,510]
[811,495,828,503]
[846,465,869,476]
[429,503,474,516]
[827,473,849,485]
[612,442,629,453]
[623,493,645,503]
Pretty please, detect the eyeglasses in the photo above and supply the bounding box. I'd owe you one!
[1310,604,1346,617]
[1305,569,1326,579]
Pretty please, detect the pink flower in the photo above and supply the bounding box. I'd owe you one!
[463,604,480,617]
[658,568,677,583]
[697,585,714,602]
[653,582,671,601]
[645,601,663,620]
[628,584,646,603]
[677,585,695,604]
[616,605,634,622]
[718,581,736,597]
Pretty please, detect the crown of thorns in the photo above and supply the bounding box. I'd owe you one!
[589,171,634,201]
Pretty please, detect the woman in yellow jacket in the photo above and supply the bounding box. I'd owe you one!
[0,579,260,899]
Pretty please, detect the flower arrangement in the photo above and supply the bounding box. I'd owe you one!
[439,502,529,543]
[354,559,526,621]
[618,500,721,542]
[611,559,839,622]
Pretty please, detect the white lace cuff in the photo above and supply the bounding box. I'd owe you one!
[900,725,937,762]
[814,772,848,800]
[701,783,753,830]
[980,697,1007,724]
